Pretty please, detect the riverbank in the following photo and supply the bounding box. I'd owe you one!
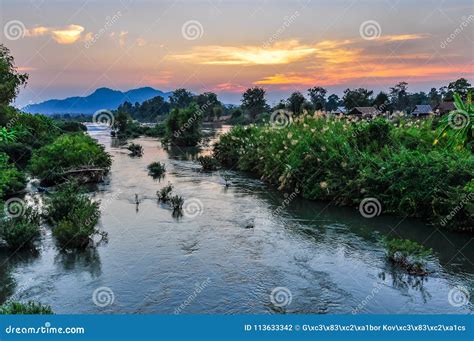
[213,116,473,232]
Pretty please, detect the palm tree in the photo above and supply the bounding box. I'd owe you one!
[436,92,473,149]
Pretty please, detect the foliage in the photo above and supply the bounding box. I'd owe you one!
[12,113,60,149]
[384,238,432,275]
[0,44,28,106]
[56,120,87,133]
[127,143,143,157]
[286,92,306,115]
[147,161,166,177]
[29,133,111,185]
[170,195,184,212]
[241,87,268,119]
[0,127,16,143]
[165,104,202,146]
[436,92,473,150]
[343,88,373,109]
[0,142,32,169]
[117,96,170,122]
[170,88,194,109]
[307,87,327,110]
[214,115,474,231]
[45,181,101,248]
[157,183,173,202]
[0,206,40,250]
[197,155,219,171]
[0,152,27,198]
[0,301,53,314]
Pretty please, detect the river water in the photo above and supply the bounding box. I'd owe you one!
[0,124,472,314]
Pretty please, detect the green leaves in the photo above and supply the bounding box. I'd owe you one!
[0,127,16,143]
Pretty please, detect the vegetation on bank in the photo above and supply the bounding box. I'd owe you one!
[0,301,53,314]
[384,238,432,275]
[147,162,166,178]
[214,115,473,231]
[44,181,103,249]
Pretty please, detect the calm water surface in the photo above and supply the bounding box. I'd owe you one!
[0,124,472,314]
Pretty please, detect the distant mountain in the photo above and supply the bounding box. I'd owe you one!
[23,87,172,115]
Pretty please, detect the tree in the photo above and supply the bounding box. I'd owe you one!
[326,94,341,111]
[389,82,409,112]
[307,86,327,110]
[241,87,268,119]
[165,103,202,146]
[114,110,130,134]
[372,91,390,111]
[429,88,441,108]
[0,44,28,106]
[286,92,306,115]
[342,88,373,110]
[447,78,472,100]
[169,88,193,109]
[195,92,221,120]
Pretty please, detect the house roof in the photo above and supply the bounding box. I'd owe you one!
[348,107,381,115]
[436,102,456,112]
[411,104,432,114]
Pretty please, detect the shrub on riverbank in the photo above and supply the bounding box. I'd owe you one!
[385,238,432,275]
[213,116,473,231]
[197,155,219,171]
[164,104,202,146]
[29,133,112,185]
[0,206,40,250]
[0,152,27,199]
[127,143,143,157]
[147,162,166,178]
[0,301,53,314]
[45,181,102,248]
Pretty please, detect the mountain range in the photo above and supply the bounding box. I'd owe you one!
[22,87,172,115]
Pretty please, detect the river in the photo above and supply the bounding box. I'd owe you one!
[0,124,472,314]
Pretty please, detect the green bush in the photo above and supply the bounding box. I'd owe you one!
[0,152,27,199]
[29,133,112,185]
[0,301,53,314]
[44,181,101,248]
[213,116,474,231]
[165,104,202,146]
[170,195,184,212]
[157,183,173,202]
[147,162,166,177]
[0,142,32,169]
[197,155,219,171]
[385,238,432,275]
[127,143,143,157]
[0,206,40,250]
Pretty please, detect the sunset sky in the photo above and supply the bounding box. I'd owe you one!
[1,0,473,107]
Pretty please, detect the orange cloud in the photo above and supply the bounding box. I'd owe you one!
[26,24,85,44]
